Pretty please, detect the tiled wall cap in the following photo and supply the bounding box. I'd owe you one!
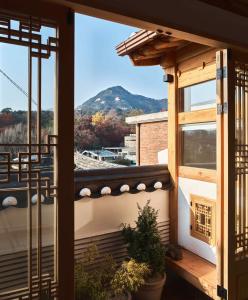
[136,183,146,191]
[31,194,45,204]
[2,196,18,207]
[120,184,130,193]
[79,188,91,197]
[101,186,111,195]
[154,181,163,189]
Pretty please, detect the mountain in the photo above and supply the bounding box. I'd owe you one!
[76,86,167,115]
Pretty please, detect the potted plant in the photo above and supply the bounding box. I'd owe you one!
[121,201,166,300]
[75,244,150,300]
[111,258,150,300]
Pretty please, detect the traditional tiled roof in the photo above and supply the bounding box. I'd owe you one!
[74,152,124,170]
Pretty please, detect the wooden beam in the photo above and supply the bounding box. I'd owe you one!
[178,166,216,183]
[130,55,161,66]
[47,0,248,51]
[178,108,216,125]
[178,63,216,88]
[153,39,187,50]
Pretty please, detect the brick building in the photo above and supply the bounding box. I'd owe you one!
[126,112,168,166]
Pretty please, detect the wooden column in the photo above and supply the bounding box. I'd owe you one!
[216,50,224,298]
[56,9,75,300]
[164,64,178,244]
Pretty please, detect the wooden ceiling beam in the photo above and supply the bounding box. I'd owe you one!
[130,56,162,66]
[130,51,163,60]
[46,0,248,51]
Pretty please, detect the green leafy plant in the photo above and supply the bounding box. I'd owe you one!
[111,259,150,296]
[122,200,165,276]
[75,244,150,300]
[75,244,116,300]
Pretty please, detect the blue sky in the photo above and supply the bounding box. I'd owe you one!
[0,14,166,111]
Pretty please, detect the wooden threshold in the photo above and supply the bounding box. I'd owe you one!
[165,249,217,299]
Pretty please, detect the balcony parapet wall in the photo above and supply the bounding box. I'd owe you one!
[74,164,171,199]
[0,165,171,209]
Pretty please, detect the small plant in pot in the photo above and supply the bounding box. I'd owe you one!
[75,244,150,300]
[122,200,166,300]
[111,259,150,300]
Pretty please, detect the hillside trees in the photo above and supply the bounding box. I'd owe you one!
[74,111,130,150]
[0,108,132,154]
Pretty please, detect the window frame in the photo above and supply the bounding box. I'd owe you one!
[179,122,217,172]
[177,67,217,182]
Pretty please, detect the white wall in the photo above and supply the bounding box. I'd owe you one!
[0,190,169,256]
[75,189,169,239]
[178,177,216,264]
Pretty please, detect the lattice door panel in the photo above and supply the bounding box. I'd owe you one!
[235,62,248,261]
[0,12,59,300]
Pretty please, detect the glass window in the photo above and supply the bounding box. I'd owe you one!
[180,123,216,170]
[180,80,216,112]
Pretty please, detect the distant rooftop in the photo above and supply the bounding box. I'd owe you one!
[126,111,168,125]
[74,152,124,170]
[82,149,118,158]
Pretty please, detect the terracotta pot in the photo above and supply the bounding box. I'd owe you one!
[77,292,131,300]
[132,273,166,300]
[110,292,131,300]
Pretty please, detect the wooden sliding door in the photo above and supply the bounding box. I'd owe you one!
[217,49,248,300]
[0,1,74,299]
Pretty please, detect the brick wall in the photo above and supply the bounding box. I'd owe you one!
[139,121,168,165]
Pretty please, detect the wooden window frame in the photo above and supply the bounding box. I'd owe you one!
[178,108,216,125]
[177,63,217,182]
[179,166,216,183]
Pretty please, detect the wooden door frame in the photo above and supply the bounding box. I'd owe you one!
[0,2,75,299]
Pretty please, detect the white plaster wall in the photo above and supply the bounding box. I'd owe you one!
[0,205,55,256]
[0,190,169,256]
[178,177,216,264]
[75,189,169,239]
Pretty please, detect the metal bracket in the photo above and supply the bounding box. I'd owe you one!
[217,102,228,115]
[216,66,227,80]
[163,74,174,83]
[217,285,227,299]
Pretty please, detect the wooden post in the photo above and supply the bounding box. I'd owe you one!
[216,50,224,299]
[166,64,178,244]
[56,9,75,300]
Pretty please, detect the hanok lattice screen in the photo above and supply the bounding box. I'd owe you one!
[235,62,248,261]
[190,194,216,245]
[0,12,59,299]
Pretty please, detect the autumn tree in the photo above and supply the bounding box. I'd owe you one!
[92,111,105,125]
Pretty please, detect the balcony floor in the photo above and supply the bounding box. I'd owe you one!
[164,249,216,299]
[163,272,212,300]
